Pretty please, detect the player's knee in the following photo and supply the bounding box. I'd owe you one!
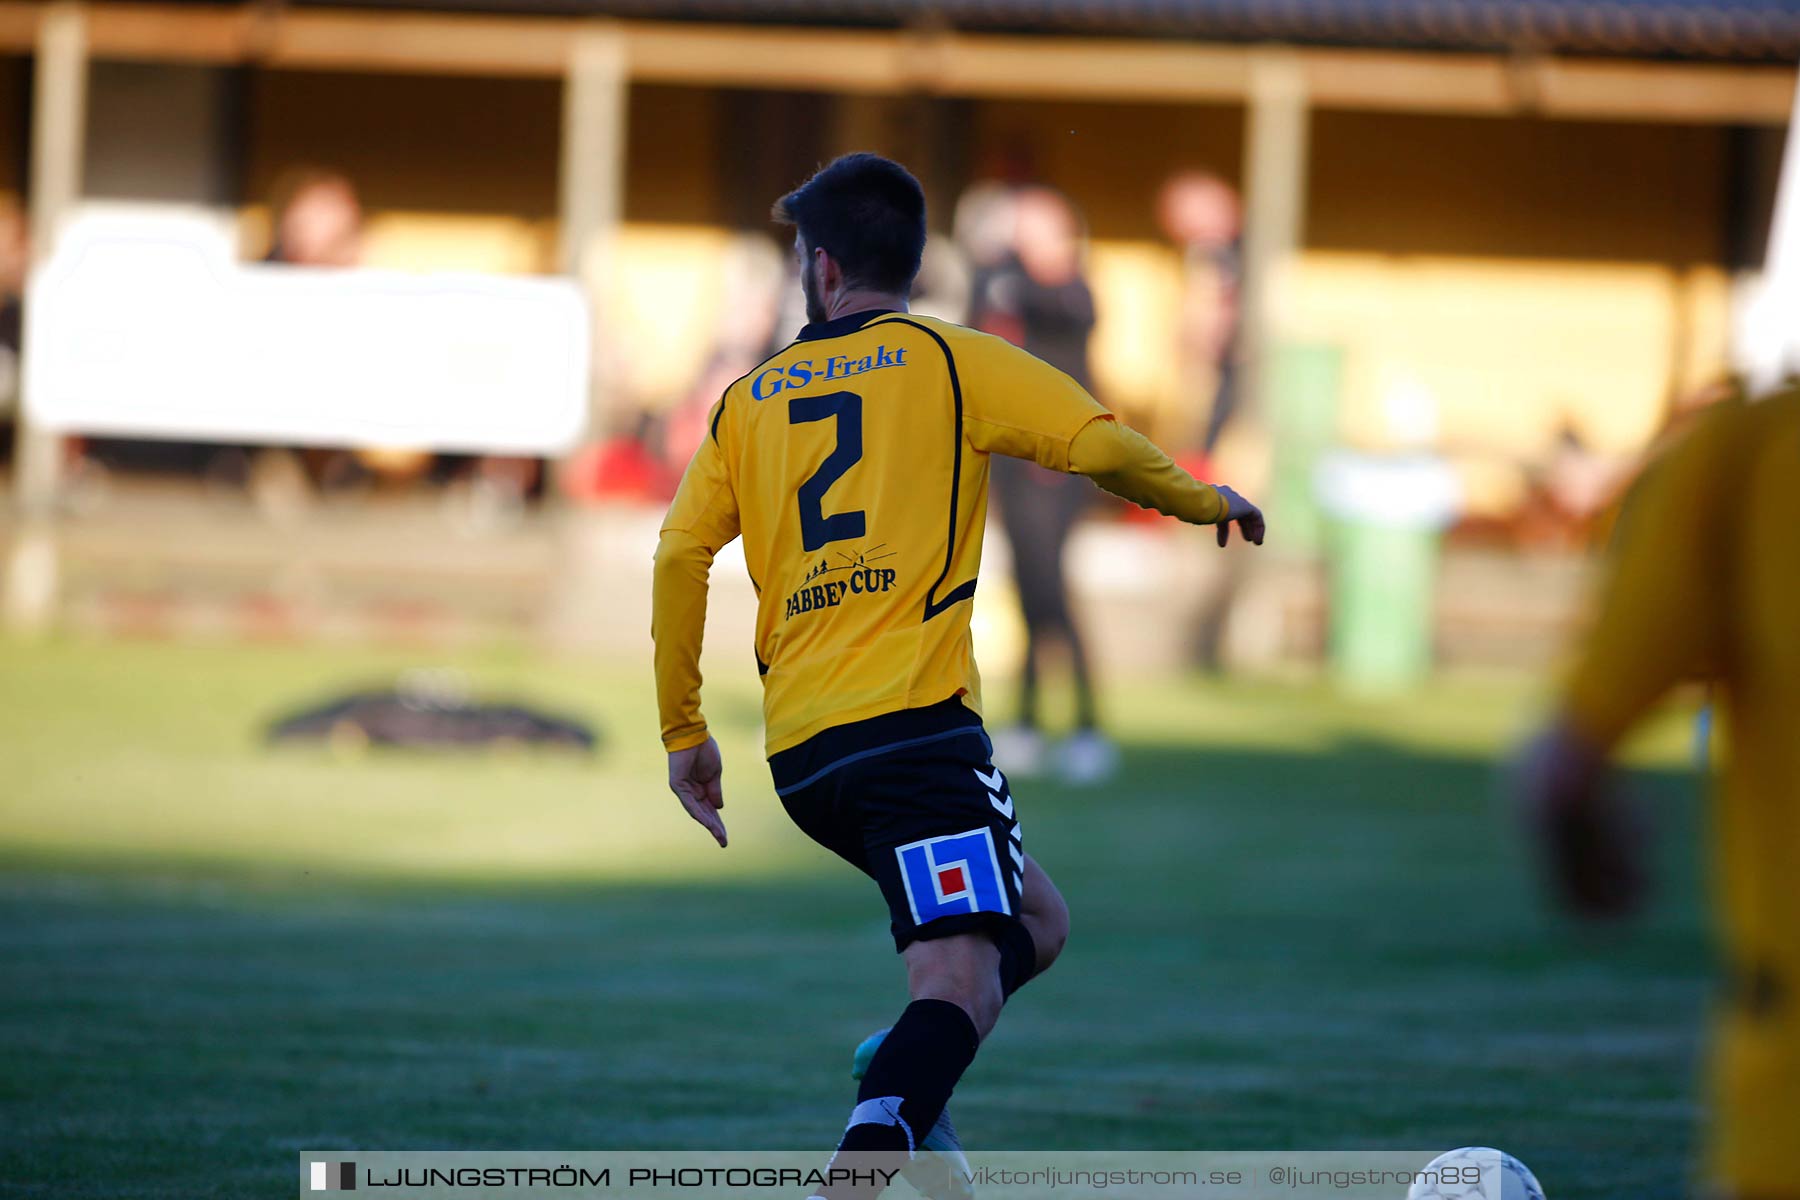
[906,935,1004,1038]
[913,973,1002,1040]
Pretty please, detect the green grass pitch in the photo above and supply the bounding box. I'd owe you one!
[1,637,1710,1198]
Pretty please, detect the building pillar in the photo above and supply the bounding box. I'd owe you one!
[1239,49,1311,425]
[545,24,629,649]
[829,93,897,159]
[1222,49,1312,670]
[6,1,87,635]
[559,23,628,428]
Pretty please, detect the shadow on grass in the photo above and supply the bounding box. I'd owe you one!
[0,728,1706,903]
[1,732,1713,1200]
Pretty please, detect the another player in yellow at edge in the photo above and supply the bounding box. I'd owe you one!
[650,153,1263,1197]
[1519,383,1800,1200]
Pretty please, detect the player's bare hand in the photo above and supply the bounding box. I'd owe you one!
[1513,724,1647,919]
[1214,486,1265,548]
[667,735,728,848]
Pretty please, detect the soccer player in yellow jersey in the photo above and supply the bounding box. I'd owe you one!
[652,154,1263,1191]
[1519,385,1800,1200]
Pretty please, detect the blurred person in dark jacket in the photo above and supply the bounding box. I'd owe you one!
[969,186,1116,785]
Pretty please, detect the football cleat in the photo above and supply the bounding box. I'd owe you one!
[849,1028,975,1200]
[850,1028,887,1082]
[905,1106,974,1200]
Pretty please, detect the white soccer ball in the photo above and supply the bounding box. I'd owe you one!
[1406,1147,1546,1200]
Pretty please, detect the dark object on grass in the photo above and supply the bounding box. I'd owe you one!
[267,669,598,752]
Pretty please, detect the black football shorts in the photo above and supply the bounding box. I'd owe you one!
[769,697,1027,951]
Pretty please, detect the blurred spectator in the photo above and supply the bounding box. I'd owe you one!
[245,169,399,512]
[281,171,451,501]
[265,168,365,268]
[1518,424,1625,552]
[74,172,379,500]
[1157,171,1242,455]
[944,181,1019,321]
[908,238,971,325]
[263,168,547,523]
[954,181,1019,278]
[569,234,786,505]
[1457,380,1734,554]
[669,234,788,468]
[968,185,1117,785]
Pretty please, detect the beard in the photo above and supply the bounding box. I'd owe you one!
[800,259,828,326]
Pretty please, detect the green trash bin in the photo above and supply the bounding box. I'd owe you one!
[1317,452,1460,693]
[1266,342,1344,559]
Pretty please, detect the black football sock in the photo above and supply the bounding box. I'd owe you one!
[824,998,980,1194]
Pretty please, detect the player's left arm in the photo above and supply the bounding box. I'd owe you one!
[1516,399,1738,916]
[1067,417,1264,546]
[652,398,742,848]
[956,328,1263,545]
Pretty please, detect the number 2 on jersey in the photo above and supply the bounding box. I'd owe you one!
[788,390,867,552]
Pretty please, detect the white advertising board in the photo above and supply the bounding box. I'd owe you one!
[25,212,590,453]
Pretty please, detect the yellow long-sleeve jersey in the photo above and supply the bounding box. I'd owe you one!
[653,308,1228,757]
[1562,386,1800,1198]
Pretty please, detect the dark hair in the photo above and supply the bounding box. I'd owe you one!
[773,153,927,293]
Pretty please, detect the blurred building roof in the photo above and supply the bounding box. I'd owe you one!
[297,0,1800,63]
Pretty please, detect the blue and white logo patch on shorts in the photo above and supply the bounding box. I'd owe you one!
[895,828,1011,925]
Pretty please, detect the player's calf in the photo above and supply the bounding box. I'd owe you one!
[823,933,996,1197]
[830,996,979,1165]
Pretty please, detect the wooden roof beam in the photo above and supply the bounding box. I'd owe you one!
[0,2,1788,124]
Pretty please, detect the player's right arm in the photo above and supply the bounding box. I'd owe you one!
[955,327,1264,545]
[651,398,742,848]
